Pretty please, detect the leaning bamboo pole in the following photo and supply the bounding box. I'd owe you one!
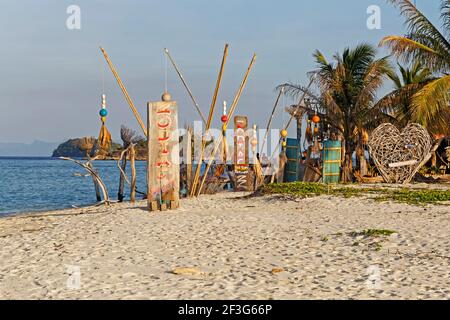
[189,44,229,197]
[100,47,147,136]
[268,77,315,166]
[260,86,284,154]
[196,54,257,196]
[164,48,207,126]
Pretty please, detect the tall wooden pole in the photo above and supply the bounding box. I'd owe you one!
[268,77,315,165]
[146,103,151,208]
[260,86,284,155]
[164,48,207,126]
[190,44,229,197]
[196,54,257,196]
[100,47,147,136]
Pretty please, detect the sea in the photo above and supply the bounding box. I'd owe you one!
[0,157,150,217]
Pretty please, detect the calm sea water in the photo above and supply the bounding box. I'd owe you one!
[0,157,148,216]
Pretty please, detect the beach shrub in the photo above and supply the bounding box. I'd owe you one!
[261,182,450,205]
[350,229,397,237]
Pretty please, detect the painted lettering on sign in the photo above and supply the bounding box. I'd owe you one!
[147,99,180,203]
[234,116,249,191]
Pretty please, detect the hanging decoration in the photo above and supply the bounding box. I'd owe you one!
[305,119,313,144]
[312,114,321,124]
[97,94,112,153]
[280,129,288,150]
[221,101,228,163]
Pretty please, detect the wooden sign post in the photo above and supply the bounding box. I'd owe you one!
[234,116,249,191]
[147,92,180,211]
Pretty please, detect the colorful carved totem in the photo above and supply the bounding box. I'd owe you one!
[147,92,180,211]
[234,115,249,191]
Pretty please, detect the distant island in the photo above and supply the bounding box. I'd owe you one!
[52,138,147,160]
[0,140,60,157]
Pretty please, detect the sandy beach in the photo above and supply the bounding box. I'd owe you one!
[0,190,449,300]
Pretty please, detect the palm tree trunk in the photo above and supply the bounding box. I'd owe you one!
[341,134,354,183]
[296,116,302,180]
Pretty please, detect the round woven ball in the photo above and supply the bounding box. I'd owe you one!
[162,92,171,102]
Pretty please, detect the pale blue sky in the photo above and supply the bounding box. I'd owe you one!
[0,0,442,143]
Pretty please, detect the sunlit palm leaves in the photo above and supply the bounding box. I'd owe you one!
[378,62,433,126]
[380,0,450,134]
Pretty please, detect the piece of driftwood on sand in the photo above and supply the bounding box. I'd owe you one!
[60,156,110,205]
[116,143,138,203]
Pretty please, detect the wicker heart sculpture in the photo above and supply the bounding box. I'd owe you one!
[368,123,432,184]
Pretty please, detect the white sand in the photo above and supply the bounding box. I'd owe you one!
[0,191,449,300]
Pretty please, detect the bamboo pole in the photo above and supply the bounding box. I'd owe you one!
[186,126,193,195]
[260,86,284,154]
[196,54,257,196]
[164,48,207,126]
[146,104,151,208]
[268,77,315,167]
[100,47,147,135]
[190,44,229,197]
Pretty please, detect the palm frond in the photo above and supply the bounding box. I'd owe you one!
[442,0,450,36]
[411,74,450,134]
[376,81,430,119]
[355,56,393,111]
[278,83,322,104]
[380,36,446,72]
[387,0,450,52]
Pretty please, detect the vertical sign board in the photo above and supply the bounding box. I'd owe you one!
[234,116,249,191]
[147,96,180,211]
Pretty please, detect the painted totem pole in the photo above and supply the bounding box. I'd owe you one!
[147,92,180,211]
[233,115,249,191]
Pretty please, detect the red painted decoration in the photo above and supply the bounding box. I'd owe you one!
[221,115,228,123]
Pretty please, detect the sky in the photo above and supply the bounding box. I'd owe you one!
[0,0,442,143]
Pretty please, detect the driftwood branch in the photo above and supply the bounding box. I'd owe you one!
[117,145,132,186]
[116,143,146,197]
[60,157,110,205]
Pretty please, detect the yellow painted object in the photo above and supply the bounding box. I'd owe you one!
[97,123,112,152]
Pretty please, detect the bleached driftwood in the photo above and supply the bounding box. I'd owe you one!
[60,156,110,205]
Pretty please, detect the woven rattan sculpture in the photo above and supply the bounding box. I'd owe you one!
[368,123,432,184]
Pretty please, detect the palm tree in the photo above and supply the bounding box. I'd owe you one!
[378,62,433,127]
[283,44,392,181]
[380,0,450,135]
